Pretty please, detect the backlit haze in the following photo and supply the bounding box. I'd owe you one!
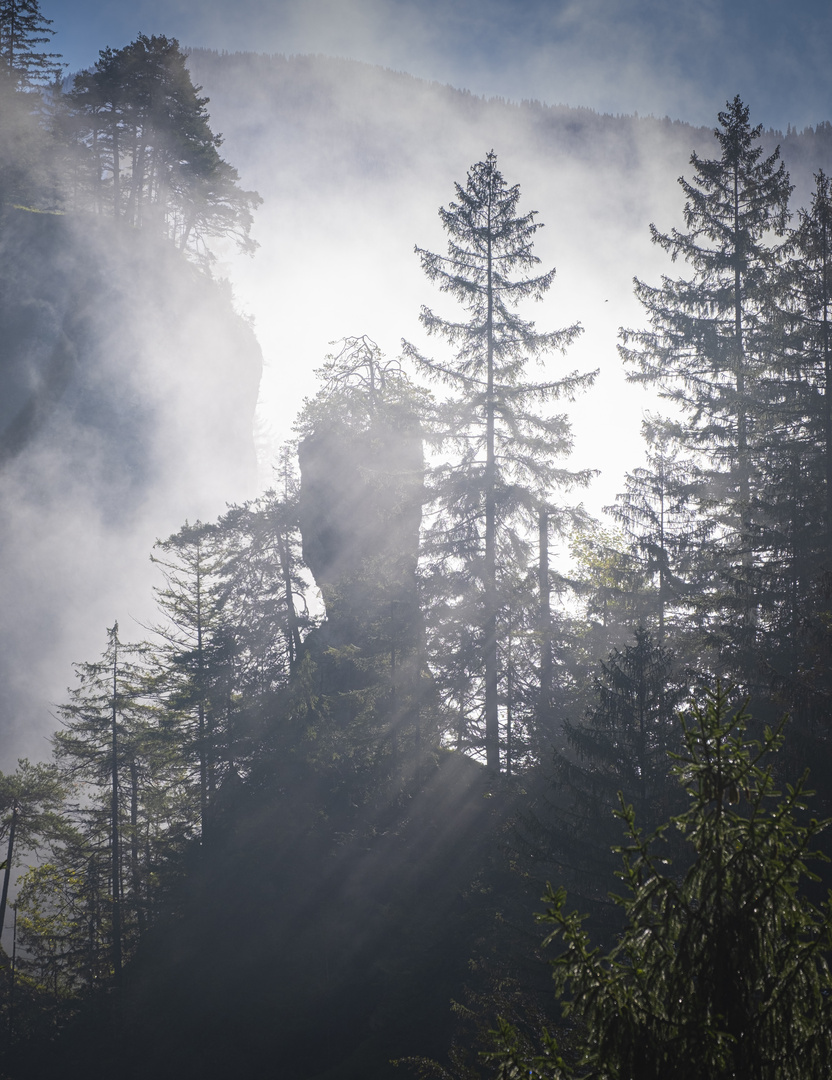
[3,0,827,765]
[54,0,832,508]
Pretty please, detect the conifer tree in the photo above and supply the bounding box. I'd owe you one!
[67,35,260,263]
[521,629,683,937]
[491,686,832,1080]
[54,624,156,984]
[0,761,66,949]
[150,522,225,838]
[0,0,62,89]
[620,97,793,679]
[568,525,653,668]
[793,170,832,558]
[605,424,704,645]
[212,454,315,754]
[404,151,594,770]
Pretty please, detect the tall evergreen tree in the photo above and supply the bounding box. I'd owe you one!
[568,524,653,669]
[0,761,66,950]
[793,170,832,559]
[54,624,156,984]
[150,522,225,839]
[605,423,704,646]
[404,151,594,771]
[216,449,311,691]
[520,629,684,937]
[492,686,832,1080]
[620,97,793,681]
[0,0,61,89]
[66,35,261,263]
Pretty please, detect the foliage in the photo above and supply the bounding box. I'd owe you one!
[404,150,594,770]
[568,525,654,667]
[604,423,706,647]
[52,623,180,975]
[620,96,795,681]
[0,0,62,89]
[296,334,431,437]
[790,169,832,560]
[0,759,68,943]
[62,34,261,264]
[490,684,832,1079]
[516,629,685,946]
[0,55,59,207]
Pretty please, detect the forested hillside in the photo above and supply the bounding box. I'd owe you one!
[5,13,832,1080]
[0,39,263,766]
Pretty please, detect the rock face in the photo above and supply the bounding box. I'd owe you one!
[297,394,429,755]
[298,405,424,652]
[0,208,260,507]
[0,207,262,762]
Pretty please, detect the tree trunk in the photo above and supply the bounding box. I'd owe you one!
[0,801,18,945]
[111,634,122,988]
[484,189,499,772]
[538,508,553,722]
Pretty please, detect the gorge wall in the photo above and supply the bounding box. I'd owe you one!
[0,207,262,763]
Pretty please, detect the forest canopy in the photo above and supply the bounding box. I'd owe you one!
[0,16,260,266]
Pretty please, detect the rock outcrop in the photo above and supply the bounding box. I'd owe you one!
[298,404,423,651]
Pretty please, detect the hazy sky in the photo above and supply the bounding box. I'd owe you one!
[54,0,829,133]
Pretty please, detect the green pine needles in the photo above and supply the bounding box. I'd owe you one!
[490,684,832,1079]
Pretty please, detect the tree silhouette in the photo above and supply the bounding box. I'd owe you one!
[404,150,594,770]
[492,685,832,1079]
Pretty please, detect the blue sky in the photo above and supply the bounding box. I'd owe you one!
[50,0,831,133]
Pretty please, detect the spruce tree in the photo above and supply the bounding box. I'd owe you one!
[404,151,594,771]
[0,0,61,89]
[491,686,832,1080]
[150,522,225,839]
[620,97,793,680]
[793,170,832,558]
[0,761,66,951]
[216,492,306,692]
[605,423,705,646]
[520,628,684,937]
[67,35,261,263]
[54,624,156,984]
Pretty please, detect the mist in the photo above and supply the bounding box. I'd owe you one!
[0,210,261,767]
[186,47,830,521]
[5,10,832,765]
[61,0,832,133]
[3,6,832,1074]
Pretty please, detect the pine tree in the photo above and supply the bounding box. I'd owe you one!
[491,685,832,1080]
[149,522,225,839]
[215,449,312,696]
[66,35,261,263]
[620,97,793,681]
[404,151,594,770]
[0,0,62,89]
[793,170,832,558]
[568,524,653,668]
[0,761,67,951]
[520,629,684,938]
[605,422,705,646]
[54,624,157,984]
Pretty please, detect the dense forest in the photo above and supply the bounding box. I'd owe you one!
[5,2,832,1078]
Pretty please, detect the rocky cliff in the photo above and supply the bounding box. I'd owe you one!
[0,207,262,762]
